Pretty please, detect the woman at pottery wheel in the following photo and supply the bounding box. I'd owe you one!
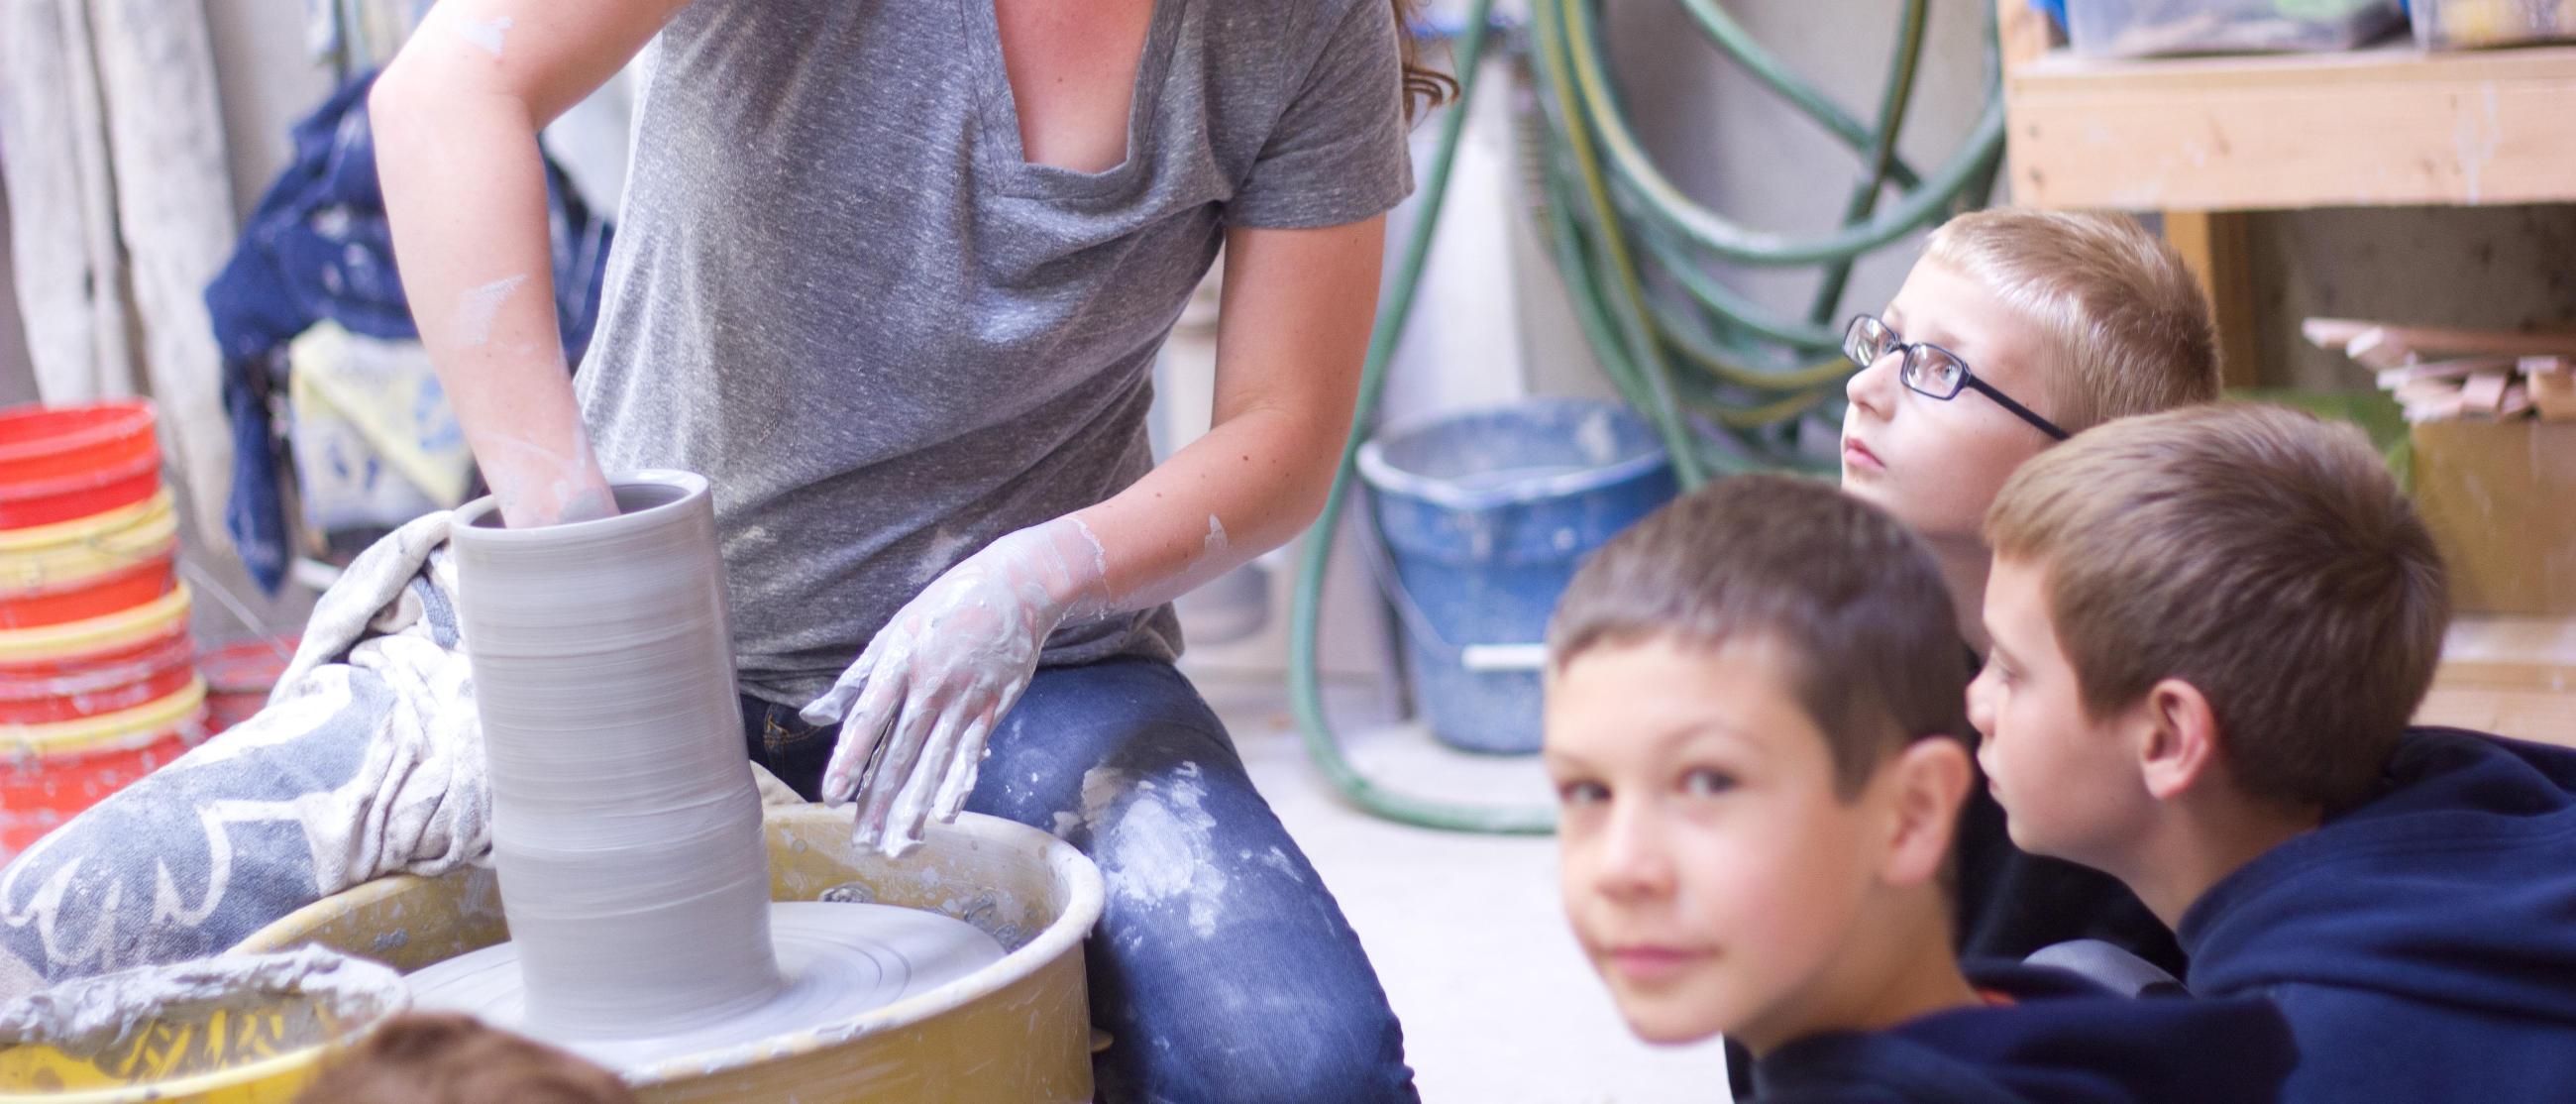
[369,0,1441,1099]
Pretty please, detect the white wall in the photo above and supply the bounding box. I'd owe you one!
[204,0,336,228]
[1601,0,1996,334]
[0,174,41,407]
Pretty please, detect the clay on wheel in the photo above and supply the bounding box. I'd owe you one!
[403,901,1006,1071]
[449,472,785,1040]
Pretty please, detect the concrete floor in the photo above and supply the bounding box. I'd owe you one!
[1192,667,1732,1103]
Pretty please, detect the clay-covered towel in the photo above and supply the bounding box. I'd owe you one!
[0,514,481,1002]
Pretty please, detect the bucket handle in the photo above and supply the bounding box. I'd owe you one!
[1354,497,1550,673]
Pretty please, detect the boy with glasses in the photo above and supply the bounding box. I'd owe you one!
[1838,209,2221,980]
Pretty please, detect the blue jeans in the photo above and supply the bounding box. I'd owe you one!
[741,658,1417,1103]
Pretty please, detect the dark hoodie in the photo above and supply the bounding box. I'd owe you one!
[2182,727,2576,1103]
[1751,961,2296,1103]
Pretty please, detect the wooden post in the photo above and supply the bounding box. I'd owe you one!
[1996,0,2053,72]
[1995,0,2050,202]
[2164,211,2261,389]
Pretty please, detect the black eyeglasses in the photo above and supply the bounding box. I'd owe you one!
[1844,315,2070,442]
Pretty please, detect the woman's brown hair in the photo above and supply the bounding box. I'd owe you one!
[1392,0,1461,121]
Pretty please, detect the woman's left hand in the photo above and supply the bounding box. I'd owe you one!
[805,217,1386,857]
[802,516,1110,856]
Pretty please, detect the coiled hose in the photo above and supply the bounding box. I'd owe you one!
[1289,0,2006,832]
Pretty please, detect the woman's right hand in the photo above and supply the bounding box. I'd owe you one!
[474,426,620,527]
[371,0,692,528]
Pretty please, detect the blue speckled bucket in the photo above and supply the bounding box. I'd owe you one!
[1357,398,1678,754]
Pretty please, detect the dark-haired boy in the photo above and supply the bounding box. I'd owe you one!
[1976,403,2576,1102]
[1546,475,2293,1101]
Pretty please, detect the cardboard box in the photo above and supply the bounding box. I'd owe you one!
[2412,420,2576,616]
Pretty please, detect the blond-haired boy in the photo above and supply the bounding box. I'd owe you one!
[1841,208,2220,976]
[1975,403,2576,1102]
[1545,476,2292,1102]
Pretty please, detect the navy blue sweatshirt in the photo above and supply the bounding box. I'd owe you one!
[2182,727,2576,1103]
[1752,962,2296,1103]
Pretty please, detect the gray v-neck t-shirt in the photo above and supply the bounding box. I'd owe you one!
[576,0,1414,704]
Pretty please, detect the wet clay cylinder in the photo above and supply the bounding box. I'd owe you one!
[450,470,787,1039]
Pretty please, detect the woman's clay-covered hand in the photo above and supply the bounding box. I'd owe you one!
[804,516,1113,856]
[800,220,1388,856]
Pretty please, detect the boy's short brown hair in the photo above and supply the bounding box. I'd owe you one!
[1549,475,1969,797]
[1923,209,2221,430]
[1985,404,2448,811]
[294,1012,636,1104]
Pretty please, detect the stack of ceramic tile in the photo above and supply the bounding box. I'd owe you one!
[2305,318,2576,423]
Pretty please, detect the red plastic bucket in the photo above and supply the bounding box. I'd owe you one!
[0,733,192,859]
[202,635,298,733]
[0,490,179,628]
[0,551,176,630]
[0,676,205,859]
[0,401,161,531]
[0,585,192,668]
[0,400,157,483]
[0,631,197,724]
[0,451,161,529]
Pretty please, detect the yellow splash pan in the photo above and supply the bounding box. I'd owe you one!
[232,807,1106,1102]
[0,949,404,1104]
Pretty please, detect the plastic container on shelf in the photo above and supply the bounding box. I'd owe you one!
[2062,0,2407,56]
[2412,0,2576,48]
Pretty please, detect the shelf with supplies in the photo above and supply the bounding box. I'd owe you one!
[1996,3,2576,211]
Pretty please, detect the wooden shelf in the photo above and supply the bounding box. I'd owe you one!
[1996,2,2576,210]
[2418,615,2576,748]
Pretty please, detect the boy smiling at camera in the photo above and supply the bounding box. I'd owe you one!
[1543,476,2292,1102]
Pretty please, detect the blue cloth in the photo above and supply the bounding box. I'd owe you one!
[204,71,612,592]
[739,657,1416,1103]
[1753,960,2296,1103]
[2181,727,2576,1104]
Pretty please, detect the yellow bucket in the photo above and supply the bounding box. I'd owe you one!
[234,807,1107,1103]
[0,951,405,1104]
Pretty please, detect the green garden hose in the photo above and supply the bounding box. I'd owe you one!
[1288,1,2005,833]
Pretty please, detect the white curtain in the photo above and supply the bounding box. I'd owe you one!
[0,0,238,552]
